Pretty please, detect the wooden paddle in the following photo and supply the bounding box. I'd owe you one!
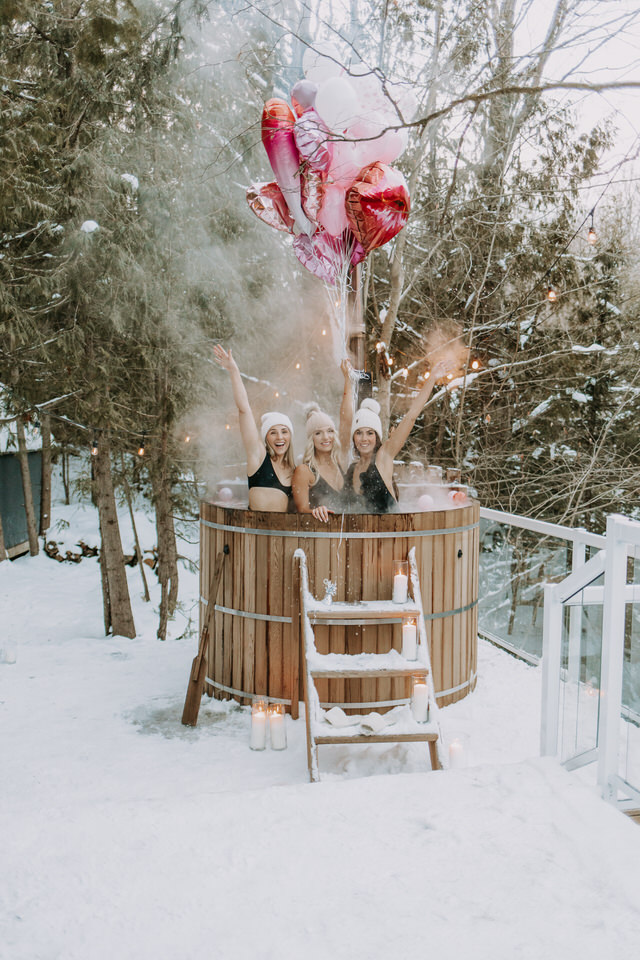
[181,544,229,726]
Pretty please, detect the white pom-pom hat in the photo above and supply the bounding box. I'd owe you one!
[260,412,293,443]
[352,398,382,441]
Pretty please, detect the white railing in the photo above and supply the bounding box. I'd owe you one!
[540,514,640,809]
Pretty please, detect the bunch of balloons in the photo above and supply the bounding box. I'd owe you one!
[246,43,416,285]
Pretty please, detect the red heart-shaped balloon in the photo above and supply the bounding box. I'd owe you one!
[345,162,410,255]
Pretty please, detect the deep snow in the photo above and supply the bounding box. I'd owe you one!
[1,481,639,959]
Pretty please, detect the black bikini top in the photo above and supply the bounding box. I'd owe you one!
[345,460,396,514]
[248,453,293,498]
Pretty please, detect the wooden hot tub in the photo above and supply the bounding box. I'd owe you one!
[200,502,479,718]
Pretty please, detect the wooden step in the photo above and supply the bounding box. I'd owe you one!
[306,599,422,623]
[308,649,429,679]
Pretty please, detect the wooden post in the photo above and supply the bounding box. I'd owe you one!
[15,416,39,556]
[0,511,7,562]
[182,545,229,726]
[39,413,52,536]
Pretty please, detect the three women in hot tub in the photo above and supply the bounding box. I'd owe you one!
[214,344,447,518]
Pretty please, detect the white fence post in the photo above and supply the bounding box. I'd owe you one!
[597,516,628,801]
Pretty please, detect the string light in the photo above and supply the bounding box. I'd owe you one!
[184,434,191,443]
[471,360,480,370]
[388,356,394,366]
[275,391,280,398]
[400,367,409,379]
[225,424,230,430]
[547,286,557,303]
[91,437,99,457]
[295,362,301,370]
[321,329,327,336]
[587,209,597,245]
[137,433,146,457]
[376,341,385,353]
[446,373,453,380]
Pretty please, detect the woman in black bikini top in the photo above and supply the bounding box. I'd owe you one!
[213,345,295,512]
[346,358,448,514]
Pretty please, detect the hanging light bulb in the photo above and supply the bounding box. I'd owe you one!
[184,434,191,443]
[446,373,453,381]
[321,328,327,336]
[547,286,557,303]
[471,360,480,370]
[137,433,146,457]
[91,437,99,457]
[295,362,301,370]
[225,424,230,430]
[587,210,597,245]
[274,391,280,398]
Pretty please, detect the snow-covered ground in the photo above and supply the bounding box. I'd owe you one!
[1,476,640,959]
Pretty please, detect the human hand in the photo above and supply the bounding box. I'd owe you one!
[213,344,237,373]
[312,505,333,523]
[341,358,354,381]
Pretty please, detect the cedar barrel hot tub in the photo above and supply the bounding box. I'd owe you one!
[200,501,479,718]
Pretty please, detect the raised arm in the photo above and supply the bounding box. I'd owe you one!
[213,345,264,473]
[338,358,355,467]
[381,359,448,462]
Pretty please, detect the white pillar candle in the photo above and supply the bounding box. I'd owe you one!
[269,704,287,750]
[448,738,465,769]
[250,701,267,750]
[402,620,417,660]
[392,560,409,603]
[411,679,429,722]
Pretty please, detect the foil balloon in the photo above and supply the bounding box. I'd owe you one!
[317,183,349,237]
[293,230,343,285]
[246,182,295,233]
[301,168,325,226]
[293,109,333,174]
[261,98,315,236]
[345,162,410,255]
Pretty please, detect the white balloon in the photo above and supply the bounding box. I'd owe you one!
[315,77,360,133]
[303,42,344,85]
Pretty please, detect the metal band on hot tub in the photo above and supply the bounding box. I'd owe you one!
[200,517,479,538]
[200,596,478,621]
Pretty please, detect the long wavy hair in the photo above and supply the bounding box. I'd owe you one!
[303,423,341,485]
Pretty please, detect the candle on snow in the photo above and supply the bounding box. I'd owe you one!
[250,700,267,751]
[269,703,287,750]
[411,678,429,722]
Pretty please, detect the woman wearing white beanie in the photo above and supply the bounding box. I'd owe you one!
[214,345,295,511]
[292,360,353,522]
[345,358,447,513]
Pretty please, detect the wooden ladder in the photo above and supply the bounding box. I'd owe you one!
[294,546,444,782]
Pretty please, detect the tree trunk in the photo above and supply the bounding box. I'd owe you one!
[15,416,39,556]
[61,446,70,505]
[151,467,179,641]
[39,414,52,536]
[93,436,136,638]
[120,453,151,602]
[0,511,7,562]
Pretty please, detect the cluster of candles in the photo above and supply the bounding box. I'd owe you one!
[391,561,429,723]
[250,700,287,751]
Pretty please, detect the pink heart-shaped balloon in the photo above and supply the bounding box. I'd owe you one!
[345,161,410,255]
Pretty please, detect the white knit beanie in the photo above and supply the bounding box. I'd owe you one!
[352,398,382,441]
[260,411,294,443]
[305,403,336,437]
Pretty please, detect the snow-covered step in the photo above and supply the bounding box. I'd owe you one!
[307,648,429,679]
[306,599,422,622]
[312,705,438,744]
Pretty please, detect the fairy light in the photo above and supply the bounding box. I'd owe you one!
[91,437,99,457]
[446,373,453,381]
[376,341,385,353]
[400,367,409,379]
[547,286,557,303]
[295,362,301,370]
[587,209,597,245]
[225,424,230,430]
[388,356,394,366]
[137,433,146,457]
[321,329,327,336]
[471,360,480,370]
[275,391,280,398]
[184,434,191,443]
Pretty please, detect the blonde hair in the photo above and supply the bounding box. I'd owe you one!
[265,437,296,472]
[303,427,341,484]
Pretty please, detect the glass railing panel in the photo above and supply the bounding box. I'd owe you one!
[618,601,640,793]
[478,518,576,660]
[558,587,603,765]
